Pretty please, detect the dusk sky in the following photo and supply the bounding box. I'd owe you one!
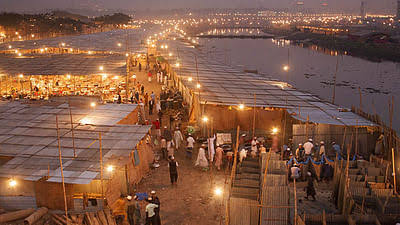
[0,0,396,13]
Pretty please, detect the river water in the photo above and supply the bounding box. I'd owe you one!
[199,36,400,131]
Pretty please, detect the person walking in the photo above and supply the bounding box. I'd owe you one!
[303,139,314,158]
[152,119,161,137]
[318,141,325,160]
[195,144,209,169]
[147,71,152,82]
[150,191,161,225]
[160,137,167,159]
[145,198,158,225]
[149,98,154,115]
[173,127,184,150]
[111,194,127,225]
[127,195,141,225]
[250,137,259,158]
[138,62,142,72]
[186,134,195,158]
[168,156,178,185]
[141,84,145,95]
[167,139,174,158]
[215,144,223,170]
[296,143,305,162]
[305,172,316,201]
[144,92,149,107]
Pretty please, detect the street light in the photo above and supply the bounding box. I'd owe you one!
[90,102,96,108]
[107,165,114,172]
[202,116,209,123]
[239,104,245,110]
[8,179,17,187]
[117,43,122,47]
[175,62,180,67]
[18,74,24,78]
[214,187,223,196]
[272,127,279,134]
[196,83,201,89]
[99,66,104,71]
[283,65,289,71]
[169,52,173,57]
[188,77,193,82]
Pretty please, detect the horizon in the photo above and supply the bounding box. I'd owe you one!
[0,0,397,15]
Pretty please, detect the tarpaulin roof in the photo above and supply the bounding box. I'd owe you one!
[161,39,375,127]
[0,101,151,184]
[0,54,126,76]
[0,28,155,53]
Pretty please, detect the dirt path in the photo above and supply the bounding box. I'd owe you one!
[130,61,227,225]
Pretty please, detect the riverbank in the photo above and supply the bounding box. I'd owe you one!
[265,28,400,63]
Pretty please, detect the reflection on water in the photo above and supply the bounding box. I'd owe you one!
[201,28,262,36]
[200,38,400,131]
[271,38,348,57]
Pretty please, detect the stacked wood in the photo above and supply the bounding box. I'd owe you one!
[0,208,36,223]
[51,209,116,225]
[24,207,48,225]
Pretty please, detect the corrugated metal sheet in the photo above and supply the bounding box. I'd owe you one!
[0,101,150,184]
[261,186,289,225]
[229,197,259,225]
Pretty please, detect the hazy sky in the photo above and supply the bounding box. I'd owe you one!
[0,0,397,13]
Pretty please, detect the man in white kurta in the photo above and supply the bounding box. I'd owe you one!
[195,144,209,168]
[173,127,184,150]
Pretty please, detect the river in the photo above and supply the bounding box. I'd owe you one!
[199,36,400,132]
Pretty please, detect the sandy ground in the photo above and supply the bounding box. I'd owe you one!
[130,61,227,225]
[290,180,338,219]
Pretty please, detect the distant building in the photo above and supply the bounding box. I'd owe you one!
[397,0,400,19]
[360,1,366,20]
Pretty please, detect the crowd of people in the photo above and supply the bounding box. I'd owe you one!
[111,191,162,225]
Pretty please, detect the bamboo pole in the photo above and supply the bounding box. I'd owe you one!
[361,174,367,214]
[252,93,256,138]
[99,132,104,202]
[259,150,272,224]
[68,98,76,158]
[294,178,298,225]
[226,125,240,225]
[341,126,347,155]
[358,87,362,110]
[385,164,389,188]
[332,55,339,104]
[355,120,358,156]
[392,148,397,194]
[56,115,68,220]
